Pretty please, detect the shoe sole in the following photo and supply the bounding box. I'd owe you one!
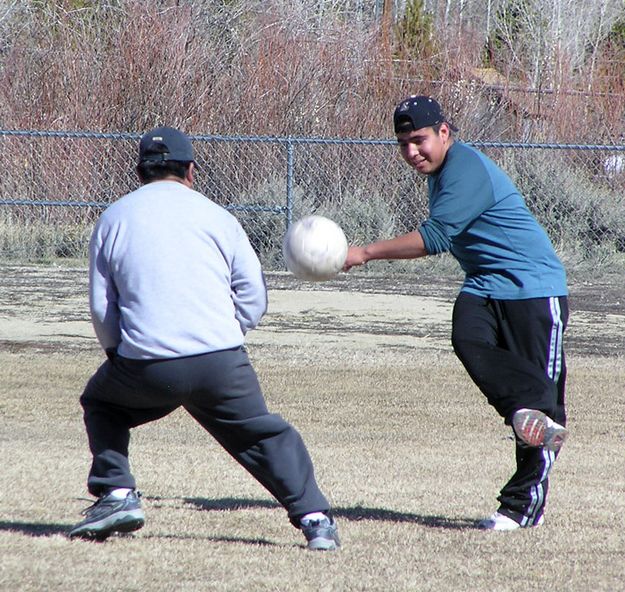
[478,519,520,531]
[512,410,568,452]
[478,514,544,531]
[69,511,145,541]
[301,519,340,551]
[307,537,339,551]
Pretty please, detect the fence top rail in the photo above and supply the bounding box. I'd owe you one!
[1,129,624,151]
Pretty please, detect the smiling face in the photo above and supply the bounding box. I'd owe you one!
[396,123,452,175]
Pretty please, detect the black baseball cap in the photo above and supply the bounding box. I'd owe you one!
[138,126,195,164]
[393,96,458,134]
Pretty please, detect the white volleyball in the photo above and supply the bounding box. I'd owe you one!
[282,215,348,281]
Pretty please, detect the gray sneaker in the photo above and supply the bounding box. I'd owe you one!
[512,408,568,452]
[69,490,145,541]
[301,516,340,551]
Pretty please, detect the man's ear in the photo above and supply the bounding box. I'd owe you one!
[186,162,195,186]
[439,122,451,141]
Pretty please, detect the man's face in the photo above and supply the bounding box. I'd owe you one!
[396,124,451,175]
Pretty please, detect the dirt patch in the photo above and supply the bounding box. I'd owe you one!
[0,264,623,357]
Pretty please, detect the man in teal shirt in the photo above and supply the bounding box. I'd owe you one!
[345,96,569,530]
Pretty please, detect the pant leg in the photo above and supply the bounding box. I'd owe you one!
[81,357,181,496]
[497,446,557,525]
[451,292,566,422]
[171,348,330,523]
[495,296,568,522]
[497,296,568,426]
[451,292,568,522]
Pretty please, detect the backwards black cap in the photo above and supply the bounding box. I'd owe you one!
[393,96,458,134]
[138,126,195,164]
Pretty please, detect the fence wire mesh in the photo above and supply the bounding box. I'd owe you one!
[1,130,624,273]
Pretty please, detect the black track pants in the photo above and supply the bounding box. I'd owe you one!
[451,292,568,523]
[79,347,330,523]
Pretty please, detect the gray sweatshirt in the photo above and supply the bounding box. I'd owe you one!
[89,180,268,359]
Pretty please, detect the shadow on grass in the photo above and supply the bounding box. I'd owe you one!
[335,506,478,530]
[0,520,277,547]
[0,521,69,537]
[0,498,478,540]
[142,532,278,546]
[182,497,479,530]
[182,497,280,511]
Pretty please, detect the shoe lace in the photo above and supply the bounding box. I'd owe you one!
[76,491,141,516]
[77,497,104,517]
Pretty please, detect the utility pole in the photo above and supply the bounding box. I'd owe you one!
[381,0,393,48]
[380,0,394,79]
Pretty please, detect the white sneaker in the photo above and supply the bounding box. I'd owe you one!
[478,511,544,531]
[512,408,568,452]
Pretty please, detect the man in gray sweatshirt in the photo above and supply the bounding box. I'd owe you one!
[69,127,339,551]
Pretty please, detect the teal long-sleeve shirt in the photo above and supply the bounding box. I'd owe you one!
[418,142,567,299]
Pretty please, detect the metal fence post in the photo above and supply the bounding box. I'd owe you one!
[285,137,294,232]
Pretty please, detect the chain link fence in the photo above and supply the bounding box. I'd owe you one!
[1,130,624,274]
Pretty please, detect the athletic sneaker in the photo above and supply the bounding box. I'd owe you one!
[301,515,340,551]
[478,511,544,531]
[69,490,145,541]
[512,408,568,452]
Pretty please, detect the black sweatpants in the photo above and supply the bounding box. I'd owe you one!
[451,292,568,524]
[79,346,330,524]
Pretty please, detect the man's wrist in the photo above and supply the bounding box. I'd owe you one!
[363,245,375,263]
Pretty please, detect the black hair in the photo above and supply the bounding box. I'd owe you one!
[432,122,455,137]
[136,160,191,183]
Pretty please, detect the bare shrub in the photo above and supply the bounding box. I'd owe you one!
[490,145,625,266]
[0,1,624,272]
[0,207,92,260]
[0,1,624,141]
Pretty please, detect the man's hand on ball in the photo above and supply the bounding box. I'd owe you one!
[343,246,368,271]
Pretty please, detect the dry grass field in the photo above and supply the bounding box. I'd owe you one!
[1,264,624,592]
